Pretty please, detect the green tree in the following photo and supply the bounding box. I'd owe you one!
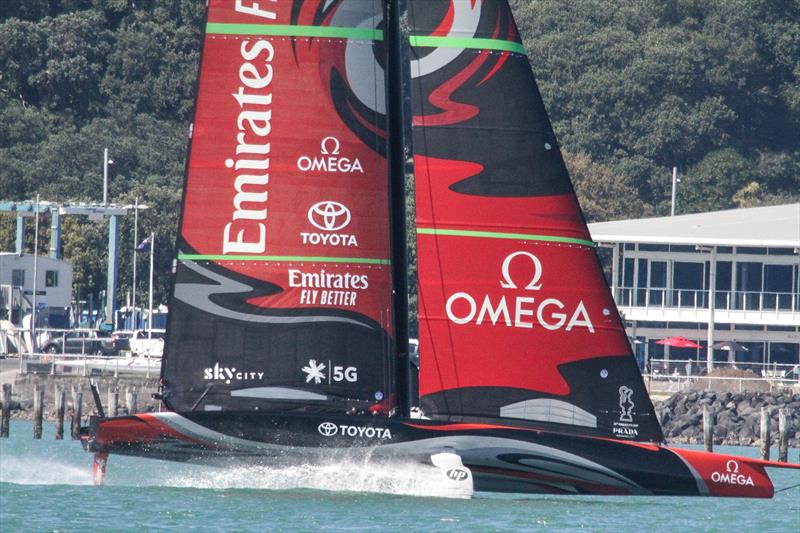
[679,148,754,212]
[565,151,651,222]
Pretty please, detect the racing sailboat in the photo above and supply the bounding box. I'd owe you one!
[82,0,798,497]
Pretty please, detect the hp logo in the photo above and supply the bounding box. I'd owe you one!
[446,468,469,481]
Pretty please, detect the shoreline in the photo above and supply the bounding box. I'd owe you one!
[1,373,798,449]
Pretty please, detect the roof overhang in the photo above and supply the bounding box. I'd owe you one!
[588,203,800,249]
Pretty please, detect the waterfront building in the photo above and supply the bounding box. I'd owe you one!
[588,204,800,374]
[0,252,73,328]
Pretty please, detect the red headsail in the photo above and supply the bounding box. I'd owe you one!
[163,0,394,412]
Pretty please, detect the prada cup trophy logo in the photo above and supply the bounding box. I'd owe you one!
[618,386,634,422]
[318,422,338,437]
[308,201,351,231]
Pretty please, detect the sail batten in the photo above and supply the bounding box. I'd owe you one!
[178,254,391,264]
[409,35,526,54]
[206,22,384,40]
[416,228,596,247]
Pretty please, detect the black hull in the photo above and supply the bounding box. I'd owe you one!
[81,411,798,497]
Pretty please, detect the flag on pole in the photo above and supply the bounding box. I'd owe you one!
[136,235,153,252]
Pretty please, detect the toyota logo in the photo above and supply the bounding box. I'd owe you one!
[308,201,351,231]
[318,422,338,437]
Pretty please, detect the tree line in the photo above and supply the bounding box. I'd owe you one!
[1,0,797,314]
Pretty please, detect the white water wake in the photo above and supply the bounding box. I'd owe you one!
[1,451,466,498]
[0,456,93,486]
[161,458,465,498]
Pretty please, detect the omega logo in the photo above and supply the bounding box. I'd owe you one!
[297,137,363,173]
[320,136,340,155]
[500,251,542,291]
[710,459,755,486]
[445,251,595,332]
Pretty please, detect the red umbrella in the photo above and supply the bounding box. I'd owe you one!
[655,336,702,349]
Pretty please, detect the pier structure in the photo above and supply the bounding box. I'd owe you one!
[1,201,129,323]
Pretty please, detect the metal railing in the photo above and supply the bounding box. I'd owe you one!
[617,287,798,315]
[647,358,797,378]
[8,351,160,378]
[644,358,799,394]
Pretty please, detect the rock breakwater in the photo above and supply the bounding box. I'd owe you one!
[655,390,799,447]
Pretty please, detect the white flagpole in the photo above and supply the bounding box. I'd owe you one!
[148,232,154,348]
[132,197,138,330]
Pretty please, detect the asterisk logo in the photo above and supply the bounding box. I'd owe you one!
[302,359,326,384]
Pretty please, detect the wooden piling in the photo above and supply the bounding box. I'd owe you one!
[33,385,44,439]
[55,386,66,440]
[126,387,138,415]
[703,404,714,452]
[108,387,118,418]
[759,406,770,461]
[71,388,83,440]
[1,383,11,438]
[778,408,789,463]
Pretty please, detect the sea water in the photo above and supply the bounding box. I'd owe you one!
[1,421,798,532]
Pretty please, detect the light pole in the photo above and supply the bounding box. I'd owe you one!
[670,166,680,216]
[103,148,115,205]
[123,200,149,330]
[148,232,155,344]
[31,194,40,352]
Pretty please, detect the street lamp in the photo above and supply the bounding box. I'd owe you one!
[103,148,115,205]
[670,166,681,216]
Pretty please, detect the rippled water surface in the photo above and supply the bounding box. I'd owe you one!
[1,421,798,532]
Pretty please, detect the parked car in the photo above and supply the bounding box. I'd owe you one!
[41,330,115,355]
[110,330,135,353]
[129,329,166,357]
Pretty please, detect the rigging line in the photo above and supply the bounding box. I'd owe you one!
[191,384,214,412]
[774,482,800,493]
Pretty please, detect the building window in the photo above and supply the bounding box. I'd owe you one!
[763,264,792,309]
[46,270,58,287]
[673,262,705,307]
[769,343,799,366]
[736,262,763,310]
[11,269,24,287]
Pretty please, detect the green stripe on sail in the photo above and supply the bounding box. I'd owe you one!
[178,253,390,265]
[408,35,526,55]
[206,22,383,40]
[416,228,595,248]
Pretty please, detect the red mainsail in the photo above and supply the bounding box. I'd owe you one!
[409,0,662,442]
